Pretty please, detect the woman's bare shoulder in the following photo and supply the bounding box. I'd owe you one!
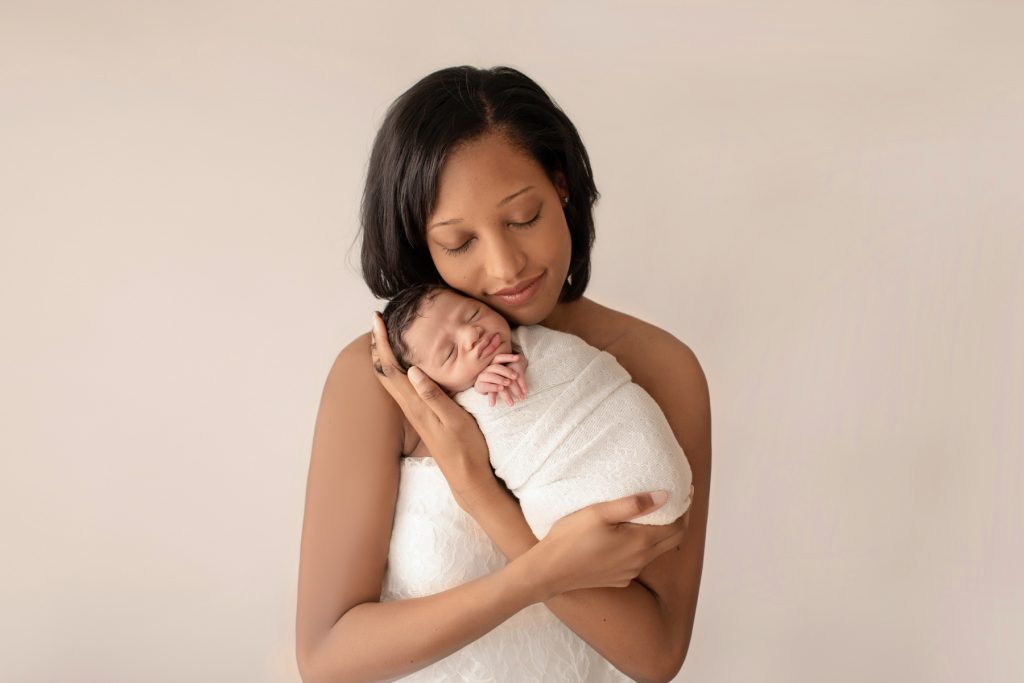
[325,332,419,457]
[575,298,683,350]
[327,332,377,386]
[581,298,705,396]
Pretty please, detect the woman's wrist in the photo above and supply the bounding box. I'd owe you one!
[451,466,502,512]
[498,551,550,607]
[513,541,564,603]
[461,481,541,561]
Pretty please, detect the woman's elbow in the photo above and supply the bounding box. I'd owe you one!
[295,643,320,683]
[649,639,690,683]
[296,641,338,683]
[655,658,685,683]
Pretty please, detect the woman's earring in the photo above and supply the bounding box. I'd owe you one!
[561,195,569,205]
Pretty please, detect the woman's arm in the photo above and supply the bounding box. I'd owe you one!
[365,313,704,683]
[463,331,711,683]
[295,335,551,683]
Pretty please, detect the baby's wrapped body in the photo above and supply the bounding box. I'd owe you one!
[454,325,694,540]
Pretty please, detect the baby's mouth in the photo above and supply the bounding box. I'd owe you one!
[476,332,501,359]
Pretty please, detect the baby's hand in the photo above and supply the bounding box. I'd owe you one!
[474,353,529,407]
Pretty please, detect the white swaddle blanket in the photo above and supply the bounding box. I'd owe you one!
[454,325,694,540]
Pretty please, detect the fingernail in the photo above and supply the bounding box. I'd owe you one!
[650,490,668,505]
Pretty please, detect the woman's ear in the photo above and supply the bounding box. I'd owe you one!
[552,169,568,201]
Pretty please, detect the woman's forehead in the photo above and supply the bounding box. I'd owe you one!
[431,135,542,215]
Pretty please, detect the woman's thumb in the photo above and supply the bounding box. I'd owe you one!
[408,365,442,401]
[604,490,669,523]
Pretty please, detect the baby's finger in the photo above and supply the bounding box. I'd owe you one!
[476,381,504,394]
[499,387,514,407]
[478,371,512,387]
[515,376,528,398]
[491,353,520,364]
[485,364,518,381]
[488,391,497,408]
[506,379,523,401]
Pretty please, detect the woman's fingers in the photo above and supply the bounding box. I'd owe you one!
[648,511,691,555]
[370,313,438,426]
[408,365,474,427]
[648,525,688,559]
[642,508,691,554]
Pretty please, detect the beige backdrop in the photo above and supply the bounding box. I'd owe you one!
[2,1,1021,681]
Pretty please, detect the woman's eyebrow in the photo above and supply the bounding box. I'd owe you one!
[427,185,534,231]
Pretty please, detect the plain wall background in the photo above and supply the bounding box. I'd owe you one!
[2,1,1021,681]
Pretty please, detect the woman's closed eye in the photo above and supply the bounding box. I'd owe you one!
[439,210,542,256]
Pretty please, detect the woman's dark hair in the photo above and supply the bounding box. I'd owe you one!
[359,65,600,302]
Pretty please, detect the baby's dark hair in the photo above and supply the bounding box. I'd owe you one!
[381,282,449,372]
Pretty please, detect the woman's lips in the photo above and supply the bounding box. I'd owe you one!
[493,272,544,307]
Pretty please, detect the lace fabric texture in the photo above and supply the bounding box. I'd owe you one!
[380,456,631,682]
[454,324,694,540]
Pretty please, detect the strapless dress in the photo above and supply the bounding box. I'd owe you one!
[379,455,632,682]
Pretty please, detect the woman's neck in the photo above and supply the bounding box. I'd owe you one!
[539,296,633,354]
[540,296,593,335]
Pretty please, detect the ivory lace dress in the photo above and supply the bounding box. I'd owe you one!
[379,455,633,682]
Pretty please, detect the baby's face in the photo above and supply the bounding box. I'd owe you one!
[403,289,513,393]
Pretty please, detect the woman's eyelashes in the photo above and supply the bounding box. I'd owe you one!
[438,208,543,256]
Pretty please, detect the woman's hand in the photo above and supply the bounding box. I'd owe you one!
[369,312,496,507]
[529,491,692,599]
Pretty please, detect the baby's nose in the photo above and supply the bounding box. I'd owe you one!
[461,325,484,348]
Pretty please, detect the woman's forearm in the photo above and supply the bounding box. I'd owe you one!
[465,482,675,683]
[302,558,541,683]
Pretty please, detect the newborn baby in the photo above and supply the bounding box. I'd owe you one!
[382,283,530,408]
[382,283,694,538]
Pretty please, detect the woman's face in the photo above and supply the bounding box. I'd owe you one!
[424,131,573,326]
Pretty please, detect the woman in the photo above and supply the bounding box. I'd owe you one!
[296,66,711,683]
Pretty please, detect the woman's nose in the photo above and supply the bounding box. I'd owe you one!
[484,232,527,283]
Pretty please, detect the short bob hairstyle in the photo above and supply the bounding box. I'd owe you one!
[359,65,600,302]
